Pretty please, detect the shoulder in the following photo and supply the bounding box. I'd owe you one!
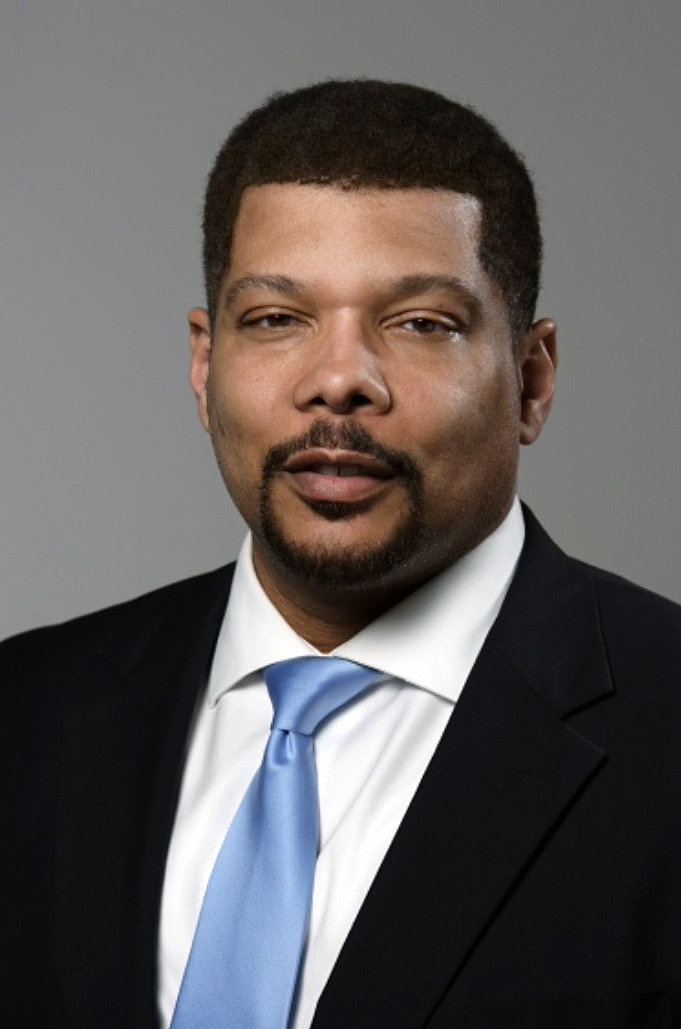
[574,558,681,676]
[512,505,680,698]
[0,564,235,689]
[577,556,680,623]
[522,504,680,634]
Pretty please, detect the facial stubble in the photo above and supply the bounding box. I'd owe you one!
[257,420,426,589]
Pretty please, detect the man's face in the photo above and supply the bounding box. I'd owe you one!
[190,184,555,597]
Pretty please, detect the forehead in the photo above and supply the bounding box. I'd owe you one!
[227,184,487,293]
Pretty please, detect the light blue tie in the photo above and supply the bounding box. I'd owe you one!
[169,656,382,1029]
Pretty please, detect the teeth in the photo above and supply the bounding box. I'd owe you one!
[339,465,365,477]
[316,465,341,476]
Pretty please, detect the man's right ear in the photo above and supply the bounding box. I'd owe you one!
[188,307,212,433]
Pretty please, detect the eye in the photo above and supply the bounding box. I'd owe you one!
[403,317,444,333]
[242,312,300,330]
[397,316,463,340]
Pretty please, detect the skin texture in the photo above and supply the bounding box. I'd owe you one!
[189,184,557,651]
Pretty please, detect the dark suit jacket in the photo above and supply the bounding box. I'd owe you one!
[3,508,681,1028]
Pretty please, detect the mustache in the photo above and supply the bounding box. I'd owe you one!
[261,419,421,482]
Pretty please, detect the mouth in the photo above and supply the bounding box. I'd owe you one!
[282,449,397,503]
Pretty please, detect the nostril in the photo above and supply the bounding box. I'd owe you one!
[310,392,372,411]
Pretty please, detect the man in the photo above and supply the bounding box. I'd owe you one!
[2,80,680,1028]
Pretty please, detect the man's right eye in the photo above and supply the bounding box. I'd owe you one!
[242,313,298,330]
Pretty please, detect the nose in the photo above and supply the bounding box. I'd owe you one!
[292,316,391,416]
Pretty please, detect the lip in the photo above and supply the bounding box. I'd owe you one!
[283,449,397,504]
[283,449,394,477]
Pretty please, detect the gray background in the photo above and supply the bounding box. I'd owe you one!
[2,0,679,639]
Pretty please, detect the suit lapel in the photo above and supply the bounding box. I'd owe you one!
[312,509,613,1029]
[55,566,233,1026]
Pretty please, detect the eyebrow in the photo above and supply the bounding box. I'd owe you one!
[221,272,483,317]
[385,275,483,316]
[222,275,307,310]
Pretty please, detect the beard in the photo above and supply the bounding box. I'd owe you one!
[257,419,425,589]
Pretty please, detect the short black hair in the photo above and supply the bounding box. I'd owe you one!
[202,79,542,339]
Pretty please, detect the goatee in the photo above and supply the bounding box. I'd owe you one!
[258,420,425,589]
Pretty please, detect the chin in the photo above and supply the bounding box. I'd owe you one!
[259,508,425,591]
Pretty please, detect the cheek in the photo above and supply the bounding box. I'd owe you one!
[207,384,246,447]
[207,348,288,440]
[414,367,518,460]
[205,368,267,512]
[408,367,521,519]
[207,355,265,447]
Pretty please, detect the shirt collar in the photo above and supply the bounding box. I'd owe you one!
[207,497,524,707]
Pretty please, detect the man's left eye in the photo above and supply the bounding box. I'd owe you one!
[401,317,459,336]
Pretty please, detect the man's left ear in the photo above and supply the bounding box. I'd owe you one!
[517,318,558,445]
[188,307,213,433]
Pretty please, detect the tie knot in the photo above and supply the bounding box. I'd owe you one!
[263,656,382,735]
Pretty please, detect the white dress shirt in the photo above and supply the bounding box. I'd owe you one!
[157,498,524,1029]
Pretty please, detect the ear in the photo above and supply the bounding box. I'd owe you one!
[517,318,558,446]
[188,307,212,433]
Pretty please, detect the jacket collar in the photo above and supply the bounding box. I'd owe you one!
[489,505,613,717]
